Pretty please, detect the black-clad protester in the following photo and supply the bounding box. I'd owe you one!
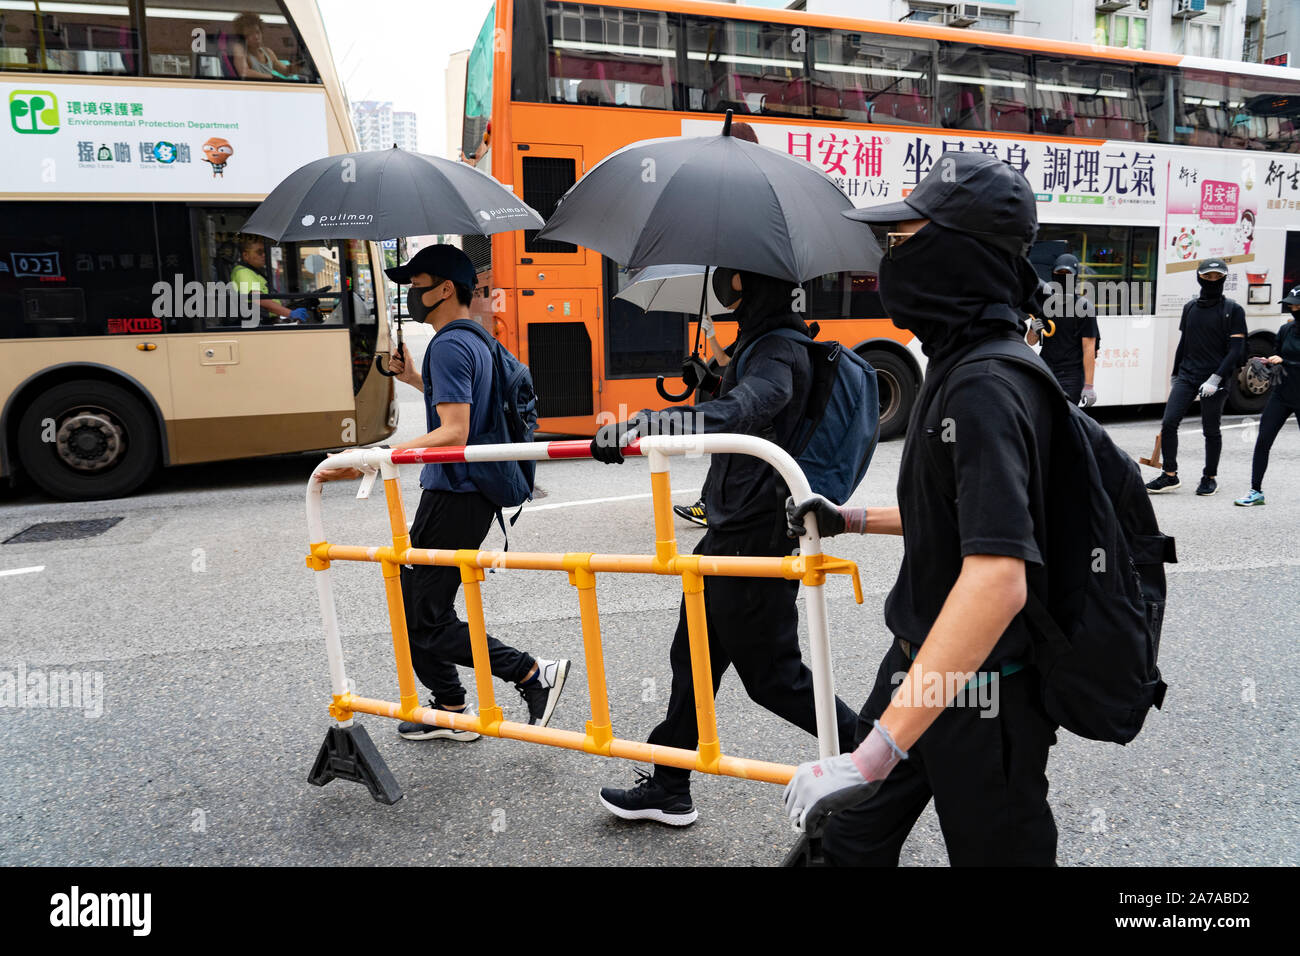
[1235,285,1300,506]
[1026,253,1099,406]
[783,152,1061,865]
[590,267,860,826]
[1147,258,1246,497]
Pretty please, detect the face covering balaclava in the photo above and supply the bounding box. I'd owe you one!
[1197,274,1226,302]
[877,222,1040,363]
[730,270,807,353]
[407,282,452,323]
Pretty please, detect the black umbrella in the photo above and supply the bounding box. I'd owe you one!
[243,146,542,376]
[535,111,881,282]
[242,145,543,241]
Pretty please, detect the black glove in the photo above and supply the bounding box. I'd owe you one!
[591,419,638,464]
[785,494,846,538]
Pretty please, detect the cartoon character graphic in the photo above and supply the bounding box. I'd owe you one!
[201,137,233,178]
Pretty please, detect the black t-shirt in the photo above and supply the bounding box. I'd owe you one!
[1039,295,1098,381]
[1176,297,1247,379]
[885,354,1056,668]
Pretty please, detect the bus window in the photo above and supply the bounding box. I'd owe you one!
[603,259,685,379]
[809,29,934,126]
[345,241,377,327]
[805,271,887,321]
[1136,65,1178,145]
[142,0,317,82]
[2,0,137,75]
[0,201,190,339]
[1034,57,1143,141]
[936,44,1031,134]
[536,1,677,109]
[683,15,808,117]
[1033,225,1158,315]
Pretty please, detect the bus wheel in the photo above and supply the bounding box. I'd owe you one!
[1226,335,1274,415]
[859,350,916,441]
[16,380,159,501]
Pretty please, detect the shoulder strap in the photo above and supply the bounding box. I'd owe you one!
[439,318,496,351]
[733,326,812,375]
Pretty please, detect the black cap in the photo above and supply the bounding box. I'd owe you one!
[1281,284,1300,306]
[385,243,477,288]
[842,151,1037,256]
[1197,257,1229,276]
[1052,253,1080,276]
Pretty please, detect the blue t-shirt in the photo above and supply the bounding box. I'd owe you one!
[420,326,493,493]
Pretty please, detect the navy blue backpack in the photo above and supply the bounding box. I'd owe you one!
[736,327,880,504]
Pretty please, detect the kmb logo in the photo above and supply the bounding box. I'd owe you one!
[107,317,164,334]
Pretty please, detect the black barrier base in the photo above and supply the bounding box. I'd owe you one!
[308,723,403,805]
[781,833,825,867]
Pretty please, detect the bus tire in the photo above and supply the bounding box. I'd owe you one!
[15,379,159,501]
[858,349,915,441]
[1226,334,1275,415]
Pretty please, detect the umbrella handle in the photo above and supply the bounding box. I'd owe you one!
[656,375,695,402]
[375,340,405,378]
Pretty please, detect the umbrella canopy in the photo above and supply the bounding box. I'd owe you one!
[535,113,881,282]
[242,146,543,241]
[615,264,733,315]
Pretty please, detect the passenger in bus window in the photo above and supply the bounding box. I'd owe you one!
[1235,287,1300,507]
[231,12,299,80]
[230,238,309,326]
[1025,254,1099,407]
[1147,258,1246,498]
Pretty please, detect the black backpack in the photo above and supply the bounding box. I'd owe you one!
[940,335,1174,744]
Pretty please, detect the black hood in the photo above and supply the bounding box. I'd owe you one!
[878,222,1040,365]
[732,270,809,353]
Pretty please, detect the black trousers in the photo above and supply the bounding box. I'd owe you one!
[649,515,860,791]
[1251,391,1300,491]
[821,643,1059,866]
[401,488,534,707]
[1161,374,1230,477]
[1048,367,1083,406]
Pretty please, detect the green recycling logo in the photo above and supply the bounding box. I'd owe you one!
[9,90,60,134]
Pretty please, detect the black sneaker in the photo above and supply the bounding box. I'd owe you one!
[1146,473,1180,494]
[1196,476,1218,496]
[516,658,569,727]
[599,769,698,826]
[673,500,708,527]
[398,702,481,741]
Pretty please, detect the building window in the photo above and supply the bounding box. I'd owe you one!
[1095,12,1149,51]
[1178,1,1223,60]
[978,11,1014,34]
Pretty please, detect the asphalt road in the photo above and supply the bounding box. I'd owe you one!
[2,336,1297,866]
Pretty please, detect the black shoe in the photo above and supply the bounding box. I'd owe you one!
[599,769,698,826]
[1196,476,1218,496]
[516,658,570,726]
[1146,473,1180,494]
[673,500,708,527]
[398,702,481,741]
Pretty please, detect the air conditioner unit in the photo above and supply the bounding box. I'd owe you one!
[950,4,980,28]
[1096,1,1131,13]
[1173,0,1207,19]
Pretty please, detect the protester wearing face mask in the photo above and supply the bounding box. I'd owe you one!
[783,152,1063,865]
[1147,258,1247,497]
[1235,286,1300,506]
[589,265,860,827]
[318,245,569,735]
[1025,253,1099,407]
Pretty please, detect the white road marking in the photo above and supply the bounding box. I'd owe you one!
[0,565,45,578]
[523,488,701,513]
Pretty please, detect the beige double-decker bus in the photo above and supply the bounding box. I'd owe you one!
[0,0,395,500]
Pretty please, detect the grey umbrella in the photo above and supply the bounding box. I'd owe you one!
[535,112,881,282]
[615,264,733,315]
[242,145,543,242]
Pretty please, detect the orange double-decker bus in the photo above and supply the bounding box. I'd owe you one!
[463,0,1300,438]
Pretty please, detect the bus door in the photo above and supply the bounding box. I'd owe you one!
[512,144,602,433]
[167,208,356,464]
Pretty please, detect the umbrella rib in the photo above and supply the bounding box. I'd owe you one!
[737,144,797,279]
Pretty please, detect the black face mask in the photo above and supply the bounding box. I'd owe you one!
[711,267,741,309]
[877,222,1040,363]
[407,283,451,323]
[1197,275,1226,301]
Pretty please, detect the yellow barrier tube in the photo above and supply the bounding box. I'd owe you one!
[380,475,420,715]
[680,564,722,774]
[566,558,613,753]
[457,551,503,731]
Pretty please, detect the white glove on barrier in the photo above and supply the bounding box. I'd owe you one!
[700,313,715,340]
[1199,374,1222,399]
[783,722,905,831]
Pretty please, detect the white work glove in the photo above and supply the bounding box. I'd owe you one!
[1199,373,1222,399]
[700,313,715,340]
[1029,315,1046,334]
[1079,384,1097,408]
[782,721,905,831]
